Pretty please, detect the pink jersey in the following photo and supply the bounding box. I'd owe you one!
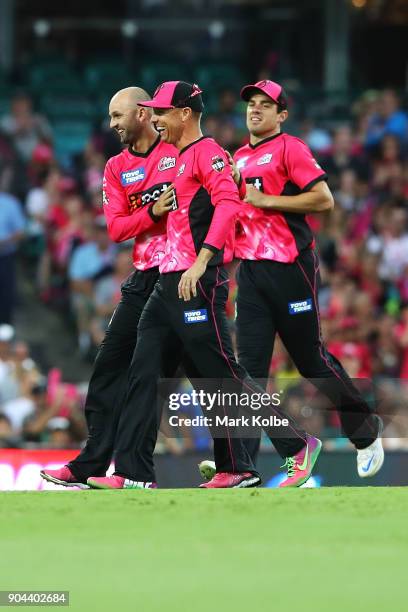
[102,137,178,270]
[234,133,327,263]
[160,136,240,273]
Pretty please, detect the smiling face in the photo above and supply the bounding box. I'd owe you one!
[109,97,144,145]
[151,107,189,146]
[246,93,288,141]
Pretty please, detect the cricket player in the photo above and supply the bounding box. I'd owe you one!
[40,87,180,488]
[201,80,384,485]
[87,81,321,490]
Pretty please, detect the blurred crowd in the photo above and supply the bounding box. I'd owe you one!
[0,85,408,451]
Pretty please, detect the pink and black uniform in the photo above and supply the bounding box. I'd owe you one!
[103,136,177,270]
[112,81,308,485]
[67,136,181,484]
[159,135,237,273]
[234,79,380,465]
[235,132,326,263]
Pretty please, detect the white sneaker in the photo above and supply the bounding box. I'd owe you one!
[198,460,216,481]
[357,438,384,478]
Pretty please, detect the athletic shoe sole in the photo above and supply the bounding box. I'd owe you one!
[200,474,262,489]
[233,475,262,488]
[86,478,115,490]
[40,471,90,489]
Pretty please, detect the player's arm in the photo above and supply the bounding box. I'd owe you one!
[226,150,247,199]
[244,179,334,213]
[103,161,173,242]
[178,247,214,301]
[244,137,334,213]
[178,148,240,301]
[200,150,242,252]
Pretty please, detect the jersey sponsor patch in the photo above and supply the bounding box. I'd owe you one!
[158,156,177,172]
[236,156,249,169]
[211,155,225,172]
[288,299,313,315]
[128,182,171,211]
[246,177,264,191]
[120,167,145,186]
[184,309,208,324]
[177,163,186,176]
[257,153,273,165]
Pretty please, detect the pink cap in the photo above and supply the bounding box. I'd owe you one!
[240,80,287,108]
[139,81,204,111]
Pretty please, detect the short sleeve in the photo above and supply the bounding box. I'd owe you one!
[284,137,328,191]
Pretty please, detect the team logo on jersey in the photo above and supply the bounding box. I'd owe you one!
[236,156,249,170]
[128,182,171,211]
[184,309,208,324]
[257,153,273,165]
[120,167,145,186]
[288,299,313,315]
[246,177,264,191]
[177,163,186,177]
[158,156,177,172]
[211,155,225,172]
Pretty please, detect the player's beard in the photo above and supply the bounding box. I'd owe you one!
[120,129,133,145]
[120,121,142,146]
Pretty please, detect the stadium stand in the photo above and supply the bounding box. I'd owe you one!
[0,59,407,452]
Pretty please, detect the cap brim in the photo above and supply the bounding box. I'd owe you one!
[138,99,174,109]
[240,85,278,103]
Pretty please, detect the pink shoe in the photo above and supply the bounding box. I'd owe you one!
[199,472,261,489]
[279,436,322,488]
[40,466,89,489]
[87,475,157,490]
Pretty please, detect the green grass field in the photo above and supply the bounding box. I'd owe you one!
[1,488,407,611]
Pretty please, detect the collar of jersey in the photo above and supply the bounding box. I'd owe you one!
[249,131,283,150]
[128,135,161,158]
[179,135,210,156]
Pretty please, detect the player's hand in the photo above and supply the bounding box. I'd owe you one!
[224,150,241,185]
[243,184,269,208]
[151,184,175,217]
[178,260,207,301]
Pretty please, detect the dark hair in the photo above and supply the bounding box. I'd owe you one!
[277,89,288,113]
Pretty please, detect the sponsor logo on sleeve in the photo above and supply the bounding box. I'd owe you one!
[120,167,145,186]
[158,156,177,172]
[211,155,225,172]
[288,299,313,315]
[246,177,264,191]
[257,153,273,165]
[184,309,208,324]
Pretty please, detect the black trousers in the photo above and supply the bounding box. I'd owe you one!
[68,268,163,482]
[236,249,380,462]
[113,266,308,482]
[0,253,17,324]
